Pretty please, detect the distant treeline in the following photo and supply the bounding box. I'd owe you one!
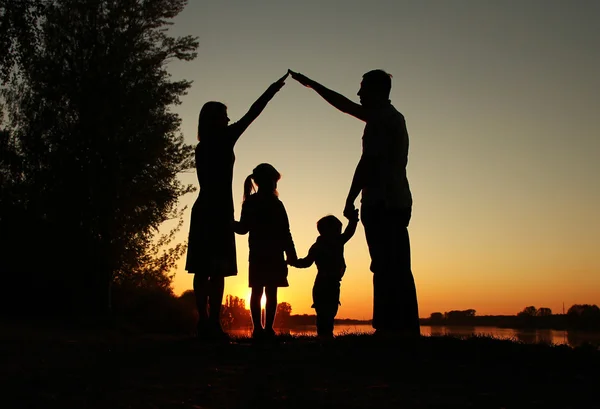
[219,299,600,333]
[420,305,600,331]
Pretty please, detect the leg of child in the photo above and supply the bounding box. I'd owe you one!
[328,301,340,336]
[250,286,264,334]
[317,305,336,338]
[264,286,278,336]
[315,307,326,336]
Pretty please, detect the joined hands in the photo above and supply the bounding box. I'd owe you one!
[288,69,312,87]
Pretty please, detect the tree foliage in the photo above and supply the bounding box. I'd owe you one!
[517,306,538,317]
[221,295,252,329]
[0,0,198,318]
[274,302,292,329]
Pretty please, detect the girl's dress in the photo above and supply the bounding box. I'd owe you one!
[237,192,296,287]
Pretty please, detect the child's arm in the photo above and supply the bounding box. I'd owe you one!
[233,202,250,235]
[290,246,316,268]
[341,209,359,244]
[232,220,248,235]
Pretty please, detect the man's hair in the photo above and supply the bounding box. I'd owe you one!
[317,215,343,235]
[362,69,392,99]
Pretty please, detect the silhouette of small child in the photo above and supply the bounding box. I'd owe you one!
[234,163,297,340]
[289,210,359,338]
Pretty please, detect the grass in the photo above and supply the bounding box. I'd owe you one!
[2,325,599,409]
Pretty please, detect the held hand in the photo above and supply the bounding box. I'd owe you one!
[268,71,289,94]
[343,201,356,220]
[286,253,298,266]
[288,69,311,87]
[346,208,359,222]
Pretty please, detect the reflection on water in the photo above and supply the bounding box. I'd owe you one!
[228,325,599,348]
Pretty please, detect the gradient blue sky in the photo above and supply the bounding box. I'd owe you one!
[165,0,599,318]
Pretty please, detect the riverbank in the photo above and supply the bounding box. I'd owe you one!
[228,324,600,348]
[2,326,599,408]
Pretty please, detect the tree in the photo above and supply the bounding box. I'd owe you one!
[274,302,292,329]
[0,0,198,318]
[566,304,600,330]
[444,309,476,323]
[429,312,444,324]
[221,295,251,329]
[537,307,552,317]
[518,306,538,317]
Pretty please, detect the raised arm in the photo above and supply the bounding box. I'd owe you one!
[341,210,359,244]
[288,70,367,121]
[229,72,288,143]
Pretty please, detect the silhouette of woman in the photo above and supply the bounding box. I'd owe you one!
[186,73,288,341]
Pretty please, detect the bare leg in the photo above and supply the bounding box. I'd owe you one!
[250,286,264,333]
[193,273,209,333]
[264,286,278,334]
[208,276,225,330]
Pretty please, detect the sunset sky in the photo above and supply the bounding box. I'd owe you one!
[164,0,599,319]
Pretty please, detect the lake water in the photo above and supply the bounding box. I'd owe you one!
[229,325,600,348]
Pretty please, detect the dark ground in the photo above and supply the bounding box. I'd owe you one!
[2,323,599,409]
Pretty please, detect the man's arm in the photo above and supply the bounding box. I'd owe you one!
[288,70,367,121]
[344,156,373,218]
[341,210,359,244]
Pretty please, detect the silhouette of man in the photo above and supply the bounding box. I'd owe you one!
[289,69,419,337]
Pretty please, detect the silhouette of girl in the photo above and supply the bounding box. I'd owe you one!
[234,163,297,339]
[185,73,288,341]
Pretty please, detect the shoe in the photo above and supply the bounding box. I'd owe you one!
[374,328,420,340]
[197,321,230,343]
[317,332,334,340]
[195,321,211,341]
[210,327,231,342]
[252,327,264,340]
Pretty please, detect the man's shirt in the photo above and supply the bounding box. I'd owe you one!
[361,103,412,209]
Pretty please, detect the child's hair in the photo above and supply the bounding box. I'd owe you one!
[197,101,227,141]
[243,163,281,202]
[317,215,343,236]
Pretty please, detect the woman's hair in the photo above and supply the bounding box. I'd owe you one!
[197,101,227,141]
[243,163,281,202]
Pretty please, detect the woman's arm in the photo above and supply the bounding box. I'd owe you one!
[288,70,367,121]
[234,202,251,235]
[228,72,288,143]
